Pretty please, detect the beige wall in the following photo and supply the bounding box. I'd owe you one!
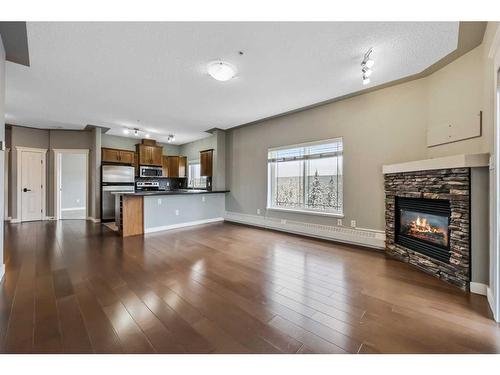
[226,42,491,232]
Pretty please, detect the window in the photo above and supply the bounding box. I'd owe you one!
[267,138,343,216]
[188,161,207,189]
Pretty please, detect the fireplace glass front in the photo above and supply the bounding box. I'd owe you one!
[395,197,451,263]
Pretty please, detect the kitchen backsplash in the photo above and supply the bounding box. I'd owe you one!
[135,177,187,190]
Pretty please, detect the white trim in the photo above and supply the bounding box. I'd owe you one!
[15,146,47,222]
[4,216,11,222]
[268,137,343,152]
[224,211,385,249]
[145,217,224,234]
[487,287,496,317]
[61,206,86,211]
[470,282,488,296]
[0,264,5,283]
[10,218,21,224]
[53,149,89,221]
[43,216,56,221]
[266,206,344,218]
[87,217,101,223]
[382,153,490,174]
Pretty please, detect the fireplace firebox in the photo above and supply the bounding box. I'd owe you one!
[395,197,451,263]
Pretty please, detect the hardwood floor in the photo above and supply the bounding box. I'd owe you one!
[1,220,499,354]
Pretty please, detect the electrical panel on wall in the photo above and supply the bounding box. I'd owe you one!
[427,111,482,147]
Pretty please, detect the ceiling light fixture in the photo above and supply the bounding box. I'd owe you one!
[207,61,237,82]
[123,129,130,135]
[167,134,175,143]
[134,129,139,136]
[361,48,374,85]
[145,133,150,138]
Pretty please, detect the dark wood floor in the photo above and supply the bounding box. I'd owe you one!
[0,220,499,354]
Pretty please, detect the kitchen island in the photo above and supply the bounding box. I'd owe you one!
[112,190,229,237]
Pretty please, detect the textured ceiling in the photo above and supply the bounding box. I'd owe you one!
[5,22,459,144]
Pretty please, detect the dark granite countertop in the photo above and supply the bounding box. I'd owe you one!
[111,189,229,196]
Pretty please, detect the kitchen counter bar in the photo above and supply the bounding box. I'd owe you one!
[113,189,229,196]
[112,190,228,237]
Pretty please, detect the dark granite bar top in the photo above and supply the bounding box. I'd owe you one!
[111,189,229,196]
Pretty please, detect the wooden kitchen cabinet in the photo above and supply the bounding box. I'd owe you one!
[179,156,187,178]
[200,149,213,177]
[162,155,169,177]
[167,156,180,178]
[136,144,163,166]
[102,147,136,165]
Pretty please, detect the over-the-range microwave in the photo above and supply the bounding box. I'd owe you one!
[139,165,163,177]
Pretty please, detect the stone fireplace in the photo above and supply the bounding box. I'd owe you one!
[383,154,490,292]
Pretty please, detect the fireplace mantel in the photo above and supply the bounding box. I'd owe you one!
[382,153,489,175]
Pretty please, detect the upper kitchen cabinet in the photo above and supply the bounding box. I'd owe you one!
[102,147,136,165]
[167,156,180,177]
[179,156,187,178]
[200,149,213,177]
[136,141,163,166]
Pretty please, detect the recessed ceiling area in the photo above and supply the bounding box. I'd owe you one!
[5,22,460,144]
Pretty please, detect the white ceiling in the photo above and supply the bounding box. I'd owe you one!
[5,22,459,144]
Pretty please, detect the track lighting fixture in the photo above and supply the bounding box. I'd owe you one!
[361,48,374,85]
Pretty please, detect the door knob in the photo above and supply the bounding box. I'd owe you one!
[23,188,31,192]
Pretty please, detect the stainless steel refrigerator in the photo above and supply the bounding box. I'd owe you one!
[101,165,135,222]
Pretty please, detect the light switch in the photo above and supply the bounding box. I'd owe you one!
[158,198,162,205]
[175,209,179,216]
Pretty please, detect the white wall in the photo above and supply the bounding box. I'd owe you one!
[0,36,5,282]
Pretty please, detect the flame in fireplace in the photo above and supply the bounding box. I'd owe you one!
[409,215,447,240]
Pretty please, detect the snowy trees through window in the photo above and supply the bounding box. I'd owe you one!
[267,138,343,215]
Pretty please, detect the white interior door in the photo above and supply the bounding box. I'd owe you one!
[21,151,44,222]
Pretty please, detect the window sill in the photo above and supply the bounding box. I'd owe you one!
[266,207,344,218]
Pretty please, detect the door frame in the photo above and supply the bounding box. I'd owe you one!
[488,24,500,322]
[15,146,47,222]
[53,149,89,221]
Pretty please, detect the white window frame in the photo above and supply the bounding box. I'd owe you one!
[187,160,207,189]
[266,138,344,218]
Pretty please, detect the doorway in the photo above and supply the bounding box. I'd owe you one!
[54,149,89,220]
[16,147,47,222]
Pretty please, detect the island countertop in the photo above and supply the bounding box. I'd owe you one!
[112,189,229,196]
[113,189,228,237]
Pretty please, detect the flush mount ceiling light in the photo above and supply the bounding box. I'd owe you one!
[361,48,375,85]
[167,134,175,143]
[207,61,237,82]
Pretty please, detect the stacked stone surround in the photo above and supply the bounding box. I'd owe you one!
[384,168,470,290]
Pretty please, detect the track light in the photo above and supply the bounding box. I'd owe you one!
[167,134,175,143]
[361,48,374,85]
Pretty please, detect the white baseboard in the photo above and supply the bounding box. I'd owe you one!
[470,282,488,296]
[61,206,86,211]
[224,211,385,249]
[145,217,224,234]
[487,287,498,322]
[44,216,56,221]
[0,264,5,283]
[9,218,21,224]
[4,216,12,222]
[87,217,101,223]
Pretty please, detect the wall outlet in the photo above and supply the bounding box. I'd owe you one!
[337,219,342,226]
[76,199,80,204]
[158,198,162,205]
[166,182,170,187]
[175,209,179,216]
[202,196,206,202]
[350,220,356,228]
[280,219,287,224]
[257,208,261,215]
